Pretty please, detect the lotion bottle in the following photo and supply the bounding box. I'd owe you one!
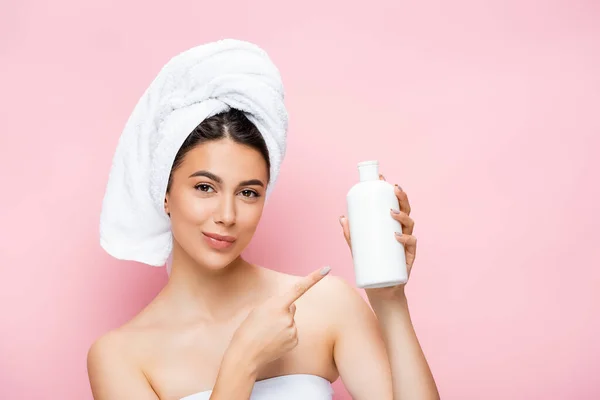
[346,160,408,288]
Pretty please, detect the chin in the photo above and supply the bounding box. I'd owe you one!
[184,241,243,271]
[195,252,239,271]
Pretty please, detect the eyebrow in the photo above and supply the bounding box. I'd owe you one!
[188,170,265,187]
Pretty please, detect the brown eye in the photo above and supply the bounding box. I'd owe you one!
[240,190,259,198]
[195,184,215,193]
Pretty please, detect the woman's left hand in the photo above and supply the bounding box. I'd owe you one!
[339,173,417,300]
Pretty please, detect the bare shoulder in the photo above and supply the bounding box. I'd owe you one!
[88,303,162,374]
[87,329,130,393]
[312,274,365,304]
[88,307,160,367]
[87,328,135,374]
[87,325,159,399]
[287,270,365,303]
[310,275,376,323]
[270,269,373,322]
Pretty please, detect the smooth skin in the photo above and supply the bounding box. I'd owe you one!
[87,138,439,400]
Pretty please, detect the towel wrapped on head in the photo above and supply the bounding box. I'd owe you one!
[99,39,288,267]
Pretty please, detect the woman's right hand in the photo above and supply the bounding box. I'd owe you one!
[225,266,332,373]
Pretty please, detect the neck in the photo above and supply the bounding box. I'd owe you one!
[159,247,264,322]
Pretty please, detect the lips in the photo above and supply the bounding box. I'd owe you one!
[203,232,236,242]
[202,232,236,250]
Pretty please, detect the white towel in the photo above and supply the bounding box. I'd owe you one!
[99,39,288,267]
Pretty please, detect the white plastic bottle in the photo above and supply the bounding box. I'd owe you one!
[346,160,408,288]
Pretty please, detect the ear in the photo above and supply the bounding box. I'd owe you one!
[164,194,170,217]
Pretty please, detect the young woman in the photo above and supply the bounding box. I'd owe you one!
[88,41,439,400]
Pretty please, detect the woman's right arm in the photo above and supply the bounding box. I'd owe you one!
[208,345,256,399]
[211,267,331,399]
[87,333,159,400]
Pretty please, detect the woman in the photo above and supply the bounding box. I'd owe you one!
[88,40,439,400]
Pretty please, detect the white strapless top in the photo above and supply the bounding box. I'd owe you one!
[179,374,334,400]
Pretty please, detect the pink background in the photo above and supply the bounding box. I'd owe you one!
[1,0,599,399]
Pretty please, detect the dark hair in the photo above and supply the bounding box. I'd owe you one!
[166,109,270,192]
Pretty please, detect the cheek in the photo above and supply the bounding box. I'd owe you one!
[237,202,264,232]
[183,199,212,223]
[173,192,214,225]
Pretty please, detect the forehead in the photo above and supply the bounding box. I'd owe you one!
[177,138,269,179]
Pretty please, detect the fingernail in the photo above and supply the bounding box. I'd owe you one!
[395,232,403,236]
[320,266,331,276]
[395,184,403,191]
[390,208,400,214]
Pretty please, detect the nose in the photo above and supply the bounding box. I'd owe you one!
[214,194,236,227]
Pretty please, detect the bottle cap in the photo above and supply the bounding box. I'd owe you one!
[357,160,379,182]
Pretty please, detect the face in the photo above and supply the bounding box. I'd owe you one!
[164,138,269,271]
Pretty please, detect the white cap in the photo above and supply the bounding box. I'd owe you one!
[357,160,379,182]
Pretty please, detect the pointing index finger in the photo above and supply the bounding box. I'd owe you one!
[280,266,331,307]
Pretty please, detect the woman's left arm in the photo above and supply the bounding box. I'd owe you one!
[365,288,439,400]
[337,178,439,400]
